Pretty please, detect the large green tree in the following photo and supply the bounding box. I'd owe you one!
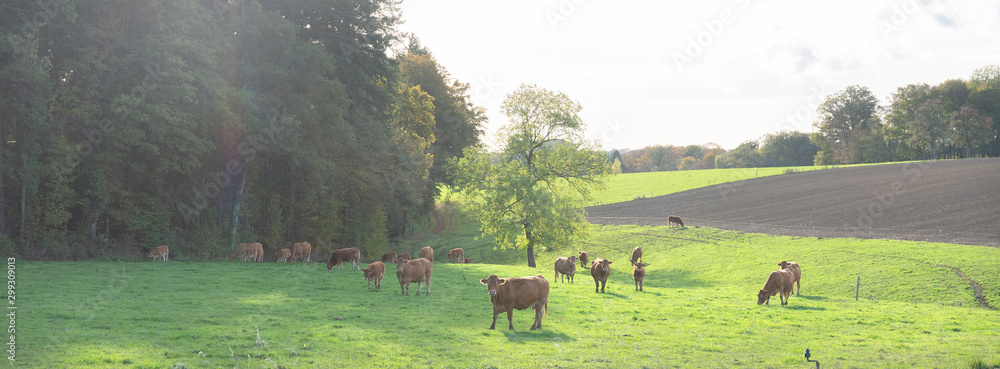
[450,84,610,267]
[812,85,882,164]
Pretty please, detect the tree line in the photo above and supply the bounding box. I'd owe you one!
[619,65,999,172]
[0,0,484,260]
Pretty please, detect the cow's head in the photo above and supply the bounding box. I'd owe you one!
[326,261,335,271]
[480,274,506,296]
[394,257,408,272]
[757,289,769,304]
[362,269,372,279]
[568,255,578,264]
[578,251,588,259]
[778,261,790,269]
[634,262,646,271]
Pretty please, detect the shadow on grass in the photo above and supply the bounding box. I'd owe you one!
[785,305,826,311]
[798,295,827,301]
[501,329,574,343]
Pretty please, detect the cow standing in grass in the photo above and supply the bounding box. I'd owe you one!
[757,269,794,305]
[327,247,361,271]
[778,261,802,295]
[362,261,385,290]
[275,248,291,263]
[590,259,613,293]
[380,251,397,263]
[630,247,642,266]
[480,274,549,330]
[448,248,464,263]
[578,251,589,270]
[667,215,684,228]
[633,262,646,291]
[148,245,169,261]
[394,258,432,296]
[291,242,312,265]
[419,246,434,262]
[554,256,578,283]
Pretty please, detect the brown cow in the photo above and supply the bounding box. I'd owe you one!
[667,215,685,228]
[479,274,549,330]
[757,269,794,305]
[275,248,291,263]
[394,257,432,296]
[633,262,646,291]
[291,242,312,265]
[380,251,398,263]
[397,253,411,260]
[578,251,589,269]
[778,261,802,295]
[327,247,361,271]
[590,258,613,293]
[419,246,434,262]
[362,261,385,290]
[230,243,262,262]
[630,247,642,266]
[464,258,472,264]
[148,245,169,261]
[553,256,578,283]
[448,248,464,263]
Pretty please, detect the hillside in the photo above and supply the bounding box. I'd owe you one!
[587,158,1000,247]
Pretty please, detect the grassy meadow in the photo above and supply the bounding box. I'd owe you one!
[19,222,1000,368]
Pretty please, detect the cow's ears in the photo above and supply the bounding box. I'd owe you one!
[497,279,507,285]
[480,279,488,285]
[607,260,613,264]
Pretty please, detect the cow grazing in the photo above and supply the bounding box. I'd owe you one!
[448,248,464,263]
[362,261,385,290]
[148,245,169,261]
[667,215,685,228]
[275,248,291,263]
[553,256,578,283]
[291,242,312,265]
[778,261,802,295]
[630,247,642,266]
[464,258,472,264]
[397,253,411,260]
[578,251,589,269]
[380,251,398,263]
[394,257,432,296]
[419,246,434,262]
[327,247,361,271]
[230,243,262,262]
[590,259,613,293]
[757,269,794,305]
[479,274,549,330]
[633,262,646,291]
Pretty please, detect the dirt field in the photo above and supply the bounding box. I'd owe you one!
[587,158,1000,247]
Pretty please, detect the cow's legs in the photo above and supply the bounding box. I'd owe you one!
[594,279,600,293]
[506,309,514,330]
[600,280,606,293]
[416,281,423,296]
[489,311,499,330]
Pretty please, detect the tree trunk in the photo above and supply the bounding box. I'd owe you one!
[0,119,6,237]
[229,176,245,251]
[524,221,536,268]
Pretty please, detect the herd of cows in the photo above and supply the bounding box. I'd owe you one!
[145,233,804,330]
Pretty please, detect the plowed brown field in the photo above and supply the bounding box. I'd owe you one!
[587,158,1000,247]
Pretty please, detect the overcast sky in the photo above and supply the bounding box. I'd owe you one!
[397,0,1000,150]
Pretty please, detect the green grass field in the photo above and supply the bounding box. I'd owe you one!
[19,222,1000,368]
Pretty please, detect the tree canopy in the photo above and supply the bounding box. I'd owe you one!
[450,84,610,267]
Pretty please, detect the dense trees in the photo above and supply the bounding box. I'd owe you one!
[0,0,483,260]
[450,84,610,267]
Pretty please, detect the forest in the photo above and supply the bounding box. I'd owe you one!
[0,0,485,260]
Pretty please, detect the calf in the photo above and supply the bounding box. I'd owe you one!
[397,253,411,260]
[380,251,397,264]
[394,257,432,296]
[275,248,291,263]
[553,256,578,283]
[633,262,646,291]
[291,242,312,264]
[578,251,589,270]
[479,274,549,330]
[326,247,361,271]
[630,246,642,266]
[757,269,794,305]
[148,245,169,261]
[362,261,385,290]
[247,242,264,263]
[419,246,434,262]
[448,248,464,263]
[778,261,802,295]
[590,258,613,293]
[667,215,684,228]
[464,258,472,264]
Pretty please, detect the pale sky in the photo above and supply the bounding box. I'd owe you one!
[397,0,1000,150]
